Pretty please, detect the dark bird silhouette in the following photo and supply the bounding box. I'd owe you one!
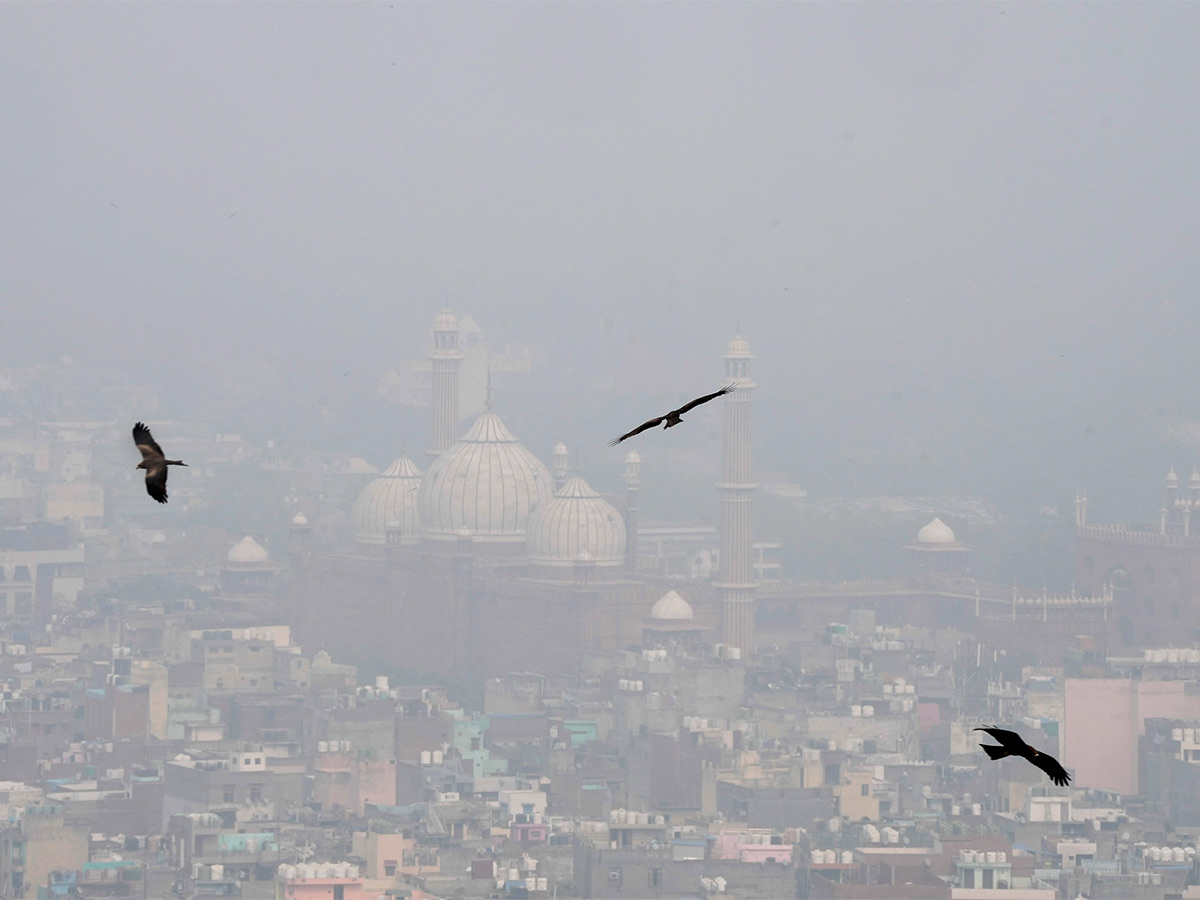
[609,385,735,446]
[132,422,187,504]
[975,727,1071,786]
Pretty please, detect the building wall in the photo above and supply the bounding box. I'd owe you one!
[1065,678,1200,794]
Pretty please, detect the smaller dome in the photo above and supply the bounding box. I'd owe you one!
[291,512,309,527]
[725,334,753,357]
[624,449,641,464]
[228,535,269,564]
[553,441,568,456]
[434,310,458,331]
[650,589,694,620]
[917,517,956,544]
[354,457,422,544]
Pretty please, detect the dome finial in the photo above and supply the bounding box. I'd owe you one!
[485,368,494,411]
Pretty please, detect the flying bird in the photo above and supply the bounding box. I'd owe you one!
[975,727,1071,786]
[608,385,735,446]
[132,422,187,504]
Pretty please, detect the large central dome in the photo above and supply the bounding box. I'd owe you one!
[418,411,553,543]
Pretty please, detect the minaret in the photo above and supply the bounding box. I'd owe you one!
[624,450,641,575]
[427,309,463,464]
[553,442,570,492]
[716,334,757,653]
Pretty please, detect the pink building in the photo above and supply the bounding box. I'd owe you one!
[274,864,366,900]
[1065,678,1200,794]
[313,751,397,815]
[711,826,793,864]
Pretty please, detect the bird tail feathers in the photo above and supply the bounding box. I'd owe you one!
[980,743,1010,761]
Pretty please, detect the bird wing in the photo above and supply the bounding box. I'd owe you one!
[973,727,1027,750]
[1032,752,1071,787]
[671,384,736,416]
[144,464,169,504]
[132,422,165,462]
[609,416,666,447]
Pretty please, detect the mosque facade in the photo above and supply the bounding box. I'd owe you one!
[289,312,757,679]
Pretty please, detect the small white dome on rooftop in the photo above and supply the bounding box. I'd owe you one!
[725,334,753,357]
[917,517,956,544]
[291,512,309,527]
[650,589,694,620]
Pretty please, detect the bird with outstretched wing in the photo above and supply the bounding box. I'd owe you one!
[975,726,1071,786]
[609,385,736,446]
[132,422,187,504]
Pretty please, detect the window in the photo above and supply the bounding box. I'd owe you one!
[222,784,234,803]
[333,887,344,900]
[648,868,662,887]
[522,803,535,815]
[250,783,263,803]
[963,869,975,889]
[255,758,262,765]
[861,783,869,796]
[983,868,993,889]
[608,867,622,885]
[384,860,397,877]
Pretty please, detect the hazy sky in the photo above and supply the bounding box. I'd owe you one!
[3,3,1199,516]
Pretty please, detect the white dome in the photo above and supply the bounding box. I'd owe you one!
[650,589,694,620]
[526,475,626,567]
[227,535,269,564]
[917,517,956,544]
[434,310,458,331]
[291,512,309,526]
[354,457,422,544]
[418,412,553,542]
[725,334,753,357]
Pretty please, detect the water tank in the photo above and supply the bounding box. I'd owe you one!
[421,750,432,765]
[332,864,347,878]
[700,718,709,729]
[619,679,629,691]
[997,851,1006,863]
[836,850,850,864]
[906,684,916,694]
[811,850,824,864]
[508,868,520,881]
[985,851,996,864]
[635,680,644,692]
[863,705,875,717]
[951,805,960,816]
[318,741,328,753]
[824,849,837,864]
[525,877,536,891]
[714,875,727,892]
[1153,872,1163,885]
[883,684,894,694]
[1175,847,1187,862]
[827,740,838,751]
[537,877,548,891]
[903,698,914,712]
[208,707,220,724]
[432,750,443,765]
[973,803,982,816]
[729,647,741,660]
[1188,729,1196,743]
[828,818,841,833]
[1151,847,1163,861]
[1173,729,1184,742]
[1146,648,1155,661]
[655,814,666,825]
[851,705,862,717]
[1170,648,1182,663]
[318,864,333,879]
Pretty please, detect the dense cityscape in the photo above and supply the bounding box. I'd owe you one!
[0,311,1199,900]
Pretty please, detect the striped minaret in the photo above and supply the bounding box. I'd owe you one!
[426,310,463,464]
[716,334,757,653]
[624,449,641,575]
